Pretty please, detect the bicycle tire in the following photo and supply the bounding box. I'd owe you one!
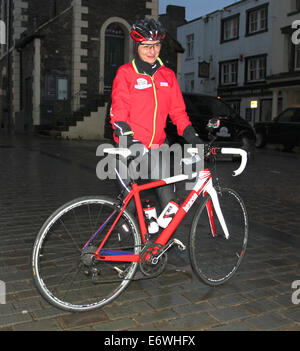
[32,195,141,312]
[189,188,248,286]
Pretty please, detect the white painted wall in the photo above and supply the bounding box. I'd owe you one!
[177,0,273,96]
[271,0,300,75]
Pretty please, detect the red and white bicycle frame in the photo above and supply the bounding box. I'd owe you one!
[85,147,247,263]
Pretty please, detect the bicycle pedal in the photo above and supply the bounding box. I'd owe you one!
[173,239,186,251]
[113,266,125,278]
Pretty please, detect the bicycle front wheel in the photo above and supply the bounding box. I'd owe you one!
[189,188,248,286]
[32,196,141,312]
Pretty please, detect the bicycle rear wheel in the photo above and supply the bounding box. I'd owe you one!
[32,196,141,312]
[189,188,248,286]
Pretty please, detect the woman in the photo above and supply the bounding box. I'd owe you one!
[110,18,202,212]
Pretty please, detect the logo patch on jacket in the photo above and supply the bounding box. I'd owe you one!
[160,82,169,87]
[135,78,152,90]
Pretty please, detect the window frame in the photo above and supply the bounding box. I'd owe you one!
[186,33,194,59]
[219,59,239,86]
[246,4,269,37]
[221,14,240,43]
[288,0,300,16]
[245,54,267,84]
[45,74,69,100]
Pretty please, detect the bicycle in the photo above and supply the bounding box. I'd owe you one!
[32,119,249,312]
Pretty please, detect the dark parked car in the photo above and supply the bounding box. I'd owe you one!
[166,93,255,155]
[104,93,256,155]
[254,108,300,151]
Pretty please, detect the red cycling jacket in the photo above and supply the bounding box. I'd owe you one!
[110,58,191,149]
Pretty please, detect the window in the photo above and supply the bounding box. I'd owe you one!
[186,34,194,59]
[104,23,125,90]
[45,75,68,100]
[57,78,68,100]
[245,108,253,122]
[45,75,57,99]
[220,60,238,85]
[277,108,300,122]
[229,101,241,115]
[278,109,295,122]
[187,95,235,118]
[288,0,300,15]
[245,55,266,83]
[293,109,300,122]
[221,15,239,42]
[247,5,268,35]
[295,44,300,70]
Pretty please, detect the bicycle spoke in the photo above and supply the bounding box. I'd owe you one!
[50,261,81,294]
[190,188,248,286]
[33,196,140,312]
[93,204,103,231]
[61,263,84,302]
[59,218,81,253]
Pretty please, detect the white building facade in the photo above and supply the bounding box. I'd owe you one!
[268,0,300,118]
[177,0,298,123]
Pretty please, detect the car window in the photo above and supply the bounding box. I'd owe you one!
[277,109,294,122]
[185,95,235,118]
[211,99,233,117]
[188,95,212,115]
[292,110,300,122]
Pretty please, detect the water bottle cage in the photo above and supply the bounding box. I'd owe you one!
[163,213,175,219]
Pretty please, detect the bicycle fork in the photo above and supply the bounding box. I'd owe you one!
[203,179,230,240]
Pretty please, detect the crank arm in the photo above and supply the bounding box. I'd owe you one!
[152,239,186,265]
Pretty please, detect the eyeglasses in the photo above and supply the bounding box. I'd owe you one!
[139,42,161,51]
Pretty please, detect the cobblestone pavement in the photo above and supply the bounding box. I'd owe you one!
[0,135,299,332]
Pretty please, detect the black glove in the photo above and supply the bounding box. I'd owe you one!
[113,121,134,148]
[183,125,203,148]
[114,121,133,137]
[114,121,145,154]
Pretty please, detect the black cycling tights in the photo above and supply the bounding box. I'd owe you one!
[115,143,175,213]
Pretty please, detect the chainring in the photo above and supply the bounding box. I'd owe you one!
[139,242,167,277]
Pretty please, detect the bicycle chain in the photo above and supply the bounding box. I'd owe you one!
[91,243,167,284]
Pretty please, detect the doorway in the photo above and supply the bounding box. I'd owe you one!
[104,23,125,92]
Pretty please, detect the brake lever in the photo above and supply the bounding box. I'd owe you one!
[204,135,217,158]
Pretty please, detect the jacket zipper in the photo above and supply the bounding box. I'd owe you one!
[132,59,159,149]
[148,76,158,148]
